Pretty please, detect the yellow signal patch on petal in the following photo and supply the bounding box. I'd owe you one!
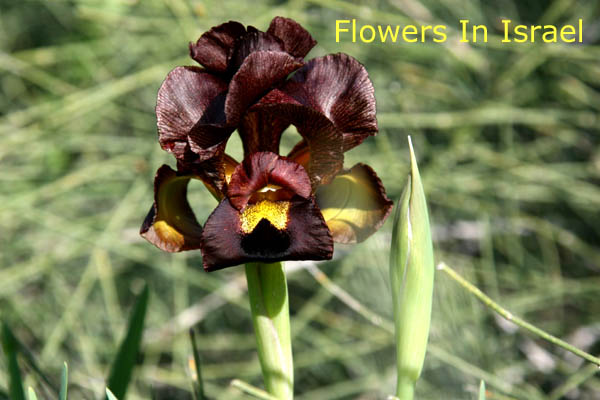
[240,200,290,233]
[152,220,185,249]
[316,163,393,244]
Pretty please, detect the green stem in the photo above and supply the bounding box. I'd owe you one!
[245,262,293,400]
[438,262,600,366]
[395,378,415,400]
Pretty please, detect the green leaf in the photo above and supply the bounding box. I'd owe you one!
[12,330,58,393]
[27,387,38,400]
[106,388,118,400]
[1,322,26,400]
[105,285,149,400]
[59,362,68,400]
[478,380,486,400]
[189,328,206,400]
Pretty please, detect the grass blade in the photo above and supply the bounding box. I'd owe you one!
[478,380,486,400]
[27,387,38,400]
[105,285,149,400]
[12,330,58,393]
[59,362,68,400]
[1,322,26,400]
[189,328,206,400]
[106,388,118,400]
[230,379,279,400]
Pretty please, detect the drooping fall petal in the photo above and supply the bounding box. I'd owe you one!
[140,165,203,252]
[188,21,246,72]
[200,196,332,271]
[199,152,332,271]
[316,163,393,243]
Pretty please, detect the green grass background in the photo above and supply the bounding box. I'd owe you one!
[1,0,600,398]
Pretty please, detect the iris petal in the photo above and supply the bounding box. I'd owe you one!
[267,16,317,59]
[227,151,311,210]
[228,31,285,72]
[316,163,393,243]
[156,66,230,162]
[189,21,246,72]
[238,109,290,155]
[242,90,344,187]
[177,153,238,199]
[140,165,203,252]
[199,196,332,271]
[282,53,377,151]
[225,51,303,125]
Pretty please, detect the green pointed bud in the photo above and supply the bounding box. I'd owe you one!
[479,380,487,400]
[389,137,434,399]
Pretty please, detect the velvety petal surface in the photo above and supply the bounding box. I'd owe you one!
[176,153,238,199]
[199,196,333,271]
[267,16,317,58]
[287,139,310,167]
[238,107,290,155]
[140,165,203,252]
[282,53,378,151]
[316,163,393,243]
[228,31,284,72]
[225,51,303,125]
[241,89,344,187]
[227,151,312,210]
[156,66,230,162]
[189,21,246,72]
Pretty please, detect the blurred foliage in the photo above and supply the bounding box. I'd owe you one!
[1,0,600,399]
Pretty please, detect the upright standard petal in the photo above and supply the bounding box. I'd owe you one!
[267,16,317,59]
[189,21,246,72]
[282,53,378,151]
[156,66,230,162]
[225,51,303,125]
[316,163,393,243]
[227,31,285,72]
[241,89,344,187]
[140,165,204,252]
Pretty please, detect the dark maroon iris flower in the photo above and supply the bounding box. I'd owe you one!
[140,17,393,271]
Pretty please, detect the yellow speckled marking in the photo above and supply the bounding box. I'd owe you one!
[240,200,290,233]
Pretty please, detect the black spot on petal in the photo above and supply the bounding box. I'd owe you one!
[241,218,290,257]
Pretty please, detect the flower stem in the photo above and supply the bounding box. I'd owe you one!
[245,262,293,399]
[437,262,600,366]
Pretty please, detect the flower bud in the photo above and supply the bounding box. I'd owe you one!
[389,137,434,399]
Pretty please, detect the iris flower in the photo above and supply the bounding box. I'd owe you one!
[140,17,393,271]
